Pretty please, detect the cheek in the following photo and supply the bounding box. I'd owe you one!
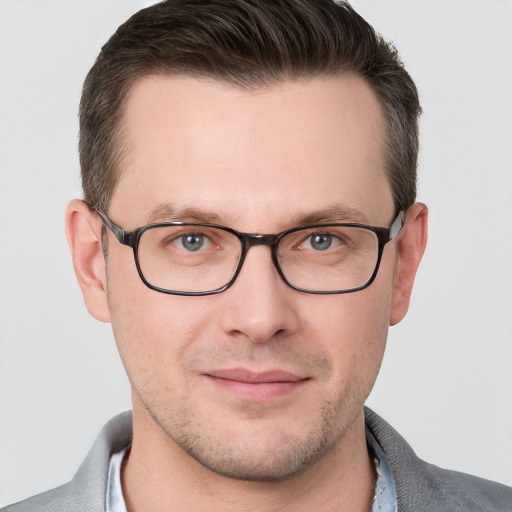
[104,252,215,384]
[305,283,392,395]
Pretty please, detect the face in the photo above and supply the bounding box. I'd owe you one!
[81,75,408,481]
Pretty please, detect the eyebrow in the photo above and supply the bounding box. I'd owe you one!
[146,203,369,229]
[290,205,368,226]
[146,204,225,225]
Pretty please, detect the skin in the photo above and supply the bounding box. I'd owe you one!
[66,75,427,511]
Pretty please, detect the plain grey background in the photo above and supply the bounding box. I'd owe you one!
[0,0,511,506]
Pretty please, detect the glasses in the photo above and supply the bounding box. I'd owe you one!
[97,210,405,296]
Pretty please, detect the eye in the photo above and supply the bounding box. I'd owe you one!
[175,233,208,251]
[304,233,335,251]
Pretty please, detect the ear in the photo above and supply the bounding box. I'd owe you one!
[65,199,111,323]
[389,202,428,326]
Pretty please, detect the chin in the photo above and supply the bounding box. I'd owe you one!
[183,436,331,482]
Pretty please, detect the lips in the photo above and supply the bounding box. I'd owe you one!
[204,368,309,401]
[207,368,305,382]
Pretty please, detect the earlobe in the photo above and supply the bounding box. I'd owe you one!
[389,202,428,326]
[65,199,111,323]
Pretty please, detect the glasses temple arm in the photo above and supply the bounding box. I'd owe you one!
[96,210,128,243]
[389,210,405,240]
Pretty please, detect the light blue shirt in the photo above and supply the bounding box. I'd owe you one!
[367,427,398,512]
[106,447,127,512]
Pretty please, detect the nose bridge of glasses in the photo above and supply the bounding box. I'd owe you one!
[235,233,285,290]
[243,233,278,248]
[238,233,282,279]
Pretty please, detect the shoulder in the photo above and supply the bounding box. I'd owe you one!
[1,412,133,512]
[424,464,512,511]
[1,483,78,512]
[364,407,512,512]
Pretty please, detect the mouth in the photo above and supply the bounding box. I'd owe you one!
[204,368,310,402]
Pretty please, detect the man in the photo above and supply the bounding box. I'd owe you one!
[2,0,510,510]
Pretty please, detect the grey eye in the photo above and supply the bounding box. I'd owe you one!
[309,234,332,251]
[180,234,204,251]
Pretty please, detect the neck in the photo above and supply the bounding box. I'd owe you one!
[122,403,376,512]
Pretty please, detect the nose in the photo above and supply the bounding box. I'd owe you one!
[219,245,299,344]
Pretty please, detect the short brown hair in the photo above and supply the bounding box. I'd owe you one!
[79,0,421,214]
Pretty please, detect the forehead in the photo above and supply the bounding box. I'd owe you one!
[111,75,393,229]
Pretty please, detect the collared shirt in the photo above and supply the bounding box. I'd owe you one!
[106,447,127,512]
[367,427,398,512]
[106,430,397,512]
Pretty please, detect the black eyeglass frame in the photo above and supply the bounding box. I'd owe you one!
[97,210,405,296]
